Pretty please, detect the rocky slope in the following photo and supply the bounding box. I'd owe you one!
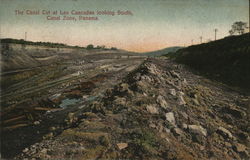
[13,58,249,160]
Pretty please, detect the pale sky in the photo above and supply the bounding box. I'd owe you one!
[0,0,249,52]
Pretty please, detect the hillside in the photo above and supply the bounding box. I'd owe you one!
[170,33,250,90]
[143,46,183,57]
[0,39,138,72]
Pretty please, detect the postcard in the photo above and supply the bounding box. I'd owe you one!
[0,0,249,159]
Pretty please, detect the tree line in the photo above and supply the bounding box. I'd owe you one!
[1,38,118,50]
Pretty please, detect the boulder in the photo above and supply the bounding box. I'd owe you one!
[172,128,184,137]
[114,97,127,106]
[23,148,29,153]
[146,63,159,75]
[141,75,153,83]
[182,123,188,130]
[170,71,181,79]
[165,112,176,126]
[33,121,40,125]
[233,143,247,153]
[40,148,47,154]
[66,112,75,124]
[192,98,200,105]
[119,83,129,92]
[136,81,148,91]
[49,127,56,131]
[217,127,233,139]
[146,105,159,114]
[188,125,207,137]
[169,89,176,96]
[177,92,186,105]
[117,143,128,150]
[157,95,169,109]
[183,78,188,85]
[233,143,249,158]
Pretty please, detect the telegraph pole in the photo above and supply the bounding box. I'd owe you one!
[200,36,202,43]
[214,29,218,40]
[25,32,27,41]
[191,39,193,45]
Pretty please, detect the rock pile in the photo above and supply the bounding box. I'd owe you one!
[16,58,249,160]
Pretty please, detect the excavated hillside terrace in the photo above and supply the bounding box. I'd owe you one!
[4,57,250,160]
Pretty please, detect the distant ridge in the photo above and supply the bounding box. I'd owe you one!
[143,46,183,56]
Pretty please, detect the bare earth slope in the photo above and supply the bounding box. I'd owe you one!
[1,44,145,159]
[12,58,249,160]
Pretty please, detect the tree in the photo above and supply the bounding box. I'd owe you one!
[96,45,101,49]
[96,45,105,49]
[229,21,248,35]
[86,44,94,49]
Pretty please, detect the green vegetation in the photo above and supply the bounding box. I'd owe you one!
[1,38,120,51]
[128,129,158,157]
[86,44,94,50]
[1,38,72,48]
[96,45,105,49]
[229,21,248,35]
[86,44,118,50]
[167,33,250,90]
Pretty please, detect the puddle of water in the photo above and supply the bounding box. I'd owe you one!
[60,93,104,109]
[88,93,104,101]
[86,95,99,101]
[59,98,81,108]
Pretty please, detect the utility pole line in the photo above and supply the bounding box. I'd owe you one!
[0,26,1,38]
[191,39,193,45]
[214,29,218,40]
[200,36,202,44]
